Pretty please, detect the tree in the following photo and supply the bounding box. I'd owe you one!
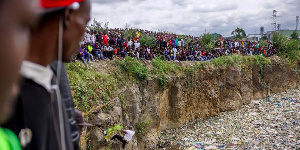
[200,33,214,51]
[259,40,268,48]
[87,20,109,33]
[231,27,246,40]
[123,28,138,40]
[140,34,156,48]
[272,32,300,62]
[271,33,287,51]
[291,31,299,40]
[261,35,268,41]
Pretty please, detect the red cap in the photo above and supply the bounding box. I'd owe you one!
[41,0,84,9]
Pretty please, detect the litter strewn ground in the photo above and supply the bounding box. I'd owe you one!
[159,89,300,150]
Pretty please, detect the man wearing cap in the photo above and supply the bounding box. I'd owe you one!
[0,0,39,149]
[4,0,91,150]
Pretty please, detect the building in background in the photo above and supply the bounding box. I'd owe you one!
[265,30,300,40]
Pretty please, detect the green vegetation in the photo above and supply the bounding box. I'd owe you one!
[67,50,297,114]
[272,33,300,64]
[118,93,127,110]
[200,33,215,51]
[104,124,123,139]
[123,28,138,40]
[253,55,272,88]
[185,38,192,48]
[291,31,299,40]
[66,62,123,113]
[231,27,246,40]
[210,54,270,68]
[87,20,109,33]
[140,34,156,48]
[259,40,268,49]
[114,57,148,81]
[272,33,287,51]
[151,57,181,88]
[261,35,268,41]
[136,120,152,136]
[186,66,195,89]
[279,39,300,63]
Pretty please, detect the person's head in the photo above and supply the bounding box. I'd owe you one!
[0,0,39,124]
[29,0,91,65]
[62,0,91,61]
[128,126,133,130]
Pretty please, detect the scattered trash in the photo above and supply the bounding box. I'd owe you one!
[194,142,204,149]
[159,89,300,149]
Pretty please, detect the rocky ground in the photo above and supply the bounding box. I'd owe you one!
[158,89,300,150]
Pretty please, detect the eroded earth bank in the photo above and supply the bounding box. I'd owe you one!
[67,56,299,150]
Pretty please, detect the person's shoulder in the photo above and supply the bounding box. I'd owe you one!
[20,78,51,100]
[126,130,135,134]
[21,78,48,93]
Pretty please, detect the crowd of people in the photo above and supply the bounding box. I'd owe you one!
[77,28,277,64]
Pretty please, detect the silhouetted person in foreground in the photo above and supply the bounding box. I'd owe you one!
[4,0,91,149]
[0,0,39,149]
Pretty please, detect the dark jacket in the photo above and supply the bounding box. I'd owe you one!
[4,79,61,150]
[4,62,77,150]
[51,61,80,150]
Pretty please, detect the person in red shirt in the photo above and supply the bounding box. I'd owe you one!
[102,34,108,45]
[122,41,127,50]
[114,47,118,55]
[234,49,237,53]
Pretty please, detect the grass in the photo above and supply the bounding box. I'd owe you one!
[136,119,152,136]
[210,54,271,68]
[151,57,181,88]
[114,57,148,81]
[66,62,123,113]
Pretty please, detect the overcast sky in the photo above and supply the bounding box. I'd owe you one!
[90,0,299,37]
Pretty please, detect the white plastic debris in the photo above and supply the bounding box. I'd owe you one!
[159,89,300,149]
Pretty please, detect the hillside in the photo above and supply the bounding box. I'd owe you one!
[66,55,300,150]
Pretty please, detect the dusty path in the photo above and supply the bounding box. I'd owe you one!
[159,89,300,150]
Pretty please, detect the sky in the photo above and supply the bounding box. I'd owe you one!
[90,0,300,37]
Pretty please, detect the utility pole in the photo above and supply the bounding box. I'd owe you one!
[260,26,264,37]
[296,16,299,31]
[271,10,281,31]
[277,24,281,31]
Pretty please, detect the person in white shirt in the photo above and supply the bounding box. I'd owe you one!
[108,45,114,59]
[90,32,96,44]
[172,47,178,60]
[134,41,140,50]
[178,40,182,47]
[85,31,91,43]
[111,127,135,149]
[127,39,133,48]
[235,41,239,48]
